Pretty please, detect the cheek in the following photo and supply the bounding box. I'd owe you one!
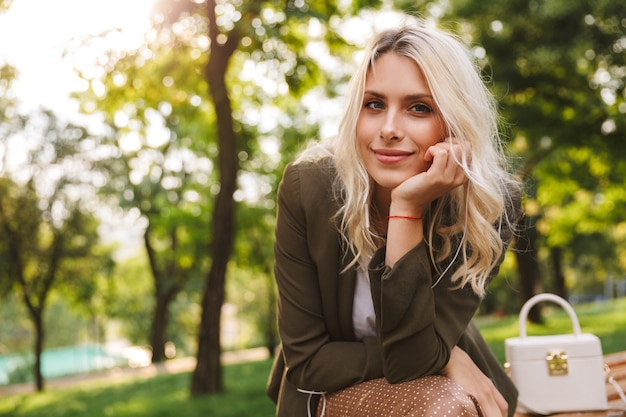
[356,136,369,163]
[355,119,370,148]
[416,123,445,149]
[357,115,380,139]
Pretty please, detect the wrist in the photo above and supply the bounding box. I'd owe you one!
[388,201,425,219]
[387,215,422,221]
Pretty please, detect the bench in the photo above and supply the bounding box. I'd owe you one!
[514,351,626,417]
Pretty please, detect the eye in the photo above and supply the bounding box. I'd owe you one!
[410,103,433,114]
[364,100,385,110]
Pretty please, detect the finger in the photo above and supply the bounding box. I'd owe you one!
[433,142,465,166]
[442,137,472,164]
[478,398,504,417]
[424,147,449,170]
[480,391,507,417]
[495,391,508,416]
[424,144,447,162]
[466,378,507,417]
[441,152,467,184]
[427,152,467,189]
[445,145,470,182]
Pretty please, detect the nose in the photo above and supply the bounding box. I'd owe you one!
[379,109,402,141]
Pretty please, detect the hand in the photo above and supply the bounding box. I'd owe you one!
[441,346,508,417]
[390,137,470,216]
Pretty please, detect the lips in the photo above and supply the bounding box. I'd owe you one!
[373,148,414,164]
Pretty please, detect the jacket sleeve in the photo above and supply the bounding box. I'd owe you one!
[274,162,384,393]
[368,241,500,383]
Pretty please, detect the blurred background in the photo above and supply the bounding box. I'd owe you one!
[0,0,624,396]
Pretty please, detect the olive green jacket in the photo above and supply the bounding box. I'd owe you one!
[266,158,518,417]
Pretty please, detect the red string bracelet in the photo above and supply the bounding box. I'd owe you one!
[387,215,423,221]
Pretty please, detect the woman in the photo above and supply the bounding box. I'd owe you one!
[267,18,523,417]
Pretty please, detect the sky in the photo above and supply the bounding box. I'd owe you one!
[0,0,156,115]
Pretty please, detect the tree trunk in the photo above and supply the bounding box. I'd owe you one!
[33,311,45,392]
[190,0,239,396]
[550,246,567,300]
[150,291,171,363]
[192,259,227,394]
[144,225,185,363]
[514,217,544,323]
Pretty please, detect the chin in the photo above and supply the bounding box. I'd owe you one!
[372,176,408,191]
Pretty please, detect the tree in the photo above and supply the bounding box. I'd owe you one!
[76,0,442,395]
[144,0,389,395]
[0,110,110,391]
[73,17,215,363]
[0,63,24,298]
[190,0,239,394]
[446,0,626,317]
[533,145,626,295]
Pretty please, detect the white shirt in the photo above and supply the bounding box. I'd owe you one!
[352,264,377,340]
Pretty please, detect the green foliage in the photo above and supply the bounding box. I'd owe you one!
[0,111,109,306]
[167,291,201,356]
[529,141,626,293]
[6,355,33,385]
[70,0,403,365]
[448,0,626,164]
[0,291,100,357]
[480,251,522,315]
[74,11,222,360]
[225,265,273,349]
[43,294,93,348]
[0,293,31,354]
[445,0,626,294]
[104,254,154,346]
[0,106,114,391]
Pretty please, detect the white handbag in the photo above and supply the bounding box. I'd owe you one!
[505,293,608,415]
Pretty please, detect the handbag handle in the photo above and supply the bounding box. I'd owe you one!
[519,293,582,338]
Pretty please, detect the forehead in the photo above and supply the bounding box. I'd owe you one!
[365,52,429,92]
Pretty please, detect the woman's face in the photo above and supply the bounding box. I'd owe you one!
[356,52,445,195]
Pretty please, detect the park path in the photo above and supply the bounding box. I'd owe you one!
[0,347,269,397]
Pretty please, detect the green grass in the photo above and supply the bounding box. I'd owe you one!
[0,359,276,417]
[1,298,624,417]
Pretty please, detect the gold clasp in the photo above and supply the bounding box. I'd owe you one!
[546,350,568,375]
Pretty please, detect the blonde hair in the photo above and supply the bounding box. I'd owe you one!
[298,20,521,297]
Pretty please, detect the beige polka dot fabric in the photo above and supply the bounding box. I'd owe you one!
[316,375,482,417]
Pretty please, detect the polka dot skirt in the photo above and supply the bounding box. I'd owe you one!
[316,375,482,417]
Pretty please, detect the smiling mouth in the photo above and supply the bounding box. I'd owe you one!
[373,149,413,163]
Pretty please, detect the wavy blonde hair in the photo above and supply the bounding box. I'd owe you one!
[298,20,521,297]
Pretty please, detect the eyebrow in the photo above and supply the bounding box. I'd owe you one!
[363,90,434,101]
